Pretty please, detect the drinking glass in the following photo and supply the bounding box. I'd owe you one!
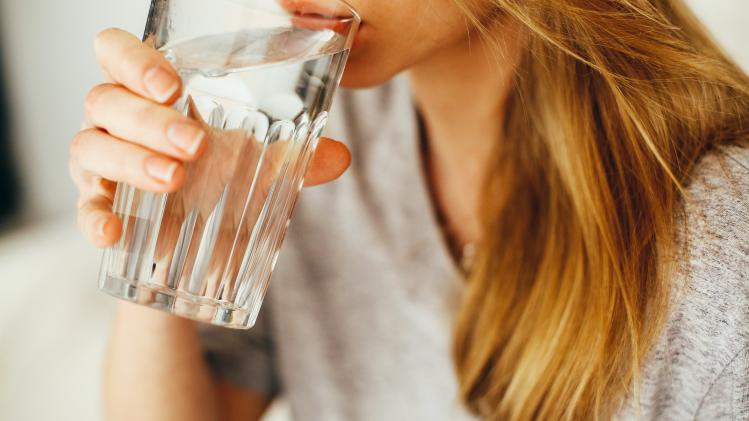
[98,0,360,329]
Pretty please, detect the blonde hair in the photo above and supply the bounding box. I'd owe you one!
[450,1,749,419]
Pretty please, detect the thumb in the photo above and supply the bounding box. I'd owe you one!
[304,137,351,187]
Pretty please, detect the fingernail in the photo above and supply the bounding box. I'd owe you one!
[144,67,179,102]
[145,157,179,183]
[167,121,205,155]
[98,217,109,237]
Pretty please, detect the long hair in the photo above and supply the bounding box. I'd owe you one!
[450,1,749,419]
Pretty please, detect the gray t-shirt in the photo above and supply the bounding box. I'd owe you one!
[199,75,749,421]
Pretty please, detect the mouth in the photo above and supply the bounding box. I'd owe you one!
[281,0,365,48]
[281,0,359,20]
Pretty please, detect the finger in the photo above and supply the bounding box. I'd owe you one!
[94,28,181,104]
[71,128,185,193]
[77,194,123,247]
[69,153,116,202]
[304,137,351,187]
[85,83,206,161]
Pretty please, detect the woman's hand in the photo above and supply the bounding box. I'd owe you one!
[69,27,351,248]
[78,27,351,421]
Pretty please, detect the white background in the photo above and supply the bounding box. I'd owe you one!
[0,1,746,420]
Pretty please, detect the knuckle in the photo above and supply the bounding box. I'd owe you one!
[93,27,121,51]
[76,200,92,226]
[71,127,95,148]
[70,128,101,166]
[76,196,87,211]
[84,83,113,118]
[69,130,87,159]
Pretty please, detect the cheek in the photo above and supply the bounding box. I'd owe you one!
[340,0,470,87]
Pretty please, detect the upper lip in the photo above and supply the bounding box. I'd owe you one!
[282,0,358,21]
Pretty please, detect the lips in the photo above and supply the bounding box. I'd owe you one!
[279,0,357,20]
[290,14,350,36]
[280,0,363,46]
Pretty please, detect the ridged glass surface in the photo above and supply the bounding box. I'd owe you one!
[99,25,349,328]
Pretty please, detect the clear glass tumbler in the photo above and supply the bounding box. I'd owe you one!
[98,0,360,329]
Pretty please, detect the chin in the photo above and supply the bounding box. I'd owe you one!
[340,68,389,88]
[338,54,403,89]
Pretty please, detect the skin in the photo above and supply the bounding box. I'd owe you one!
[69,1,519,419]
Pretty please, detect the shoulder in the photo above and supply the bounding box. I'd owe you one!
[623,145,749,420]
[679,144,749,418]
[682,143,749,238]
[679,144,749,305]
[673,144,749,307]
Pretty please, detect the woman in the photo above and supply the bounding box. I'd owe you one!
[70,0,749,419]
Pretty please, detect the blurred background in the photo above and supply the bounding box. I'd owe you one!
[0,1,747,420]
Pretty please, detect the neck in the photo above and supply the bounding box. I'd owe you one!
[407,24,522,247]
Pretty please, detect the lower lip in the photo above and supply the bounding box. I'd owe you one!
[282,1,366,50]
[289,15,367,49]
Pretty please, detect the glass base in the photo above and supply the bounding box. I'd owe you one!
[100,275,255,329]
